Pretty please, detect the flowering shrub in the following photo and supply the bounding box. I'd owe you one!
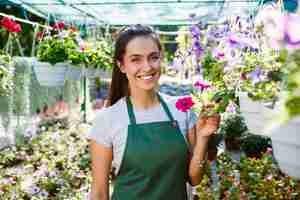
[195,151,300,199]
[0,126,91,199]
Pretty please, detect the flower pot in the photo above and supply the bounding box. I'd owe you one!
[271,116,300,179]
[207,147,218,161]
[33,60,67,87]
[66,67,81,81]
[225,137,241,151]
[239,93,277,135]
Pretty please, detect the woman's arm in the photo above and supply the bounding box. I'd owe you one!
[90,140,113,200]
[187,115,220,186]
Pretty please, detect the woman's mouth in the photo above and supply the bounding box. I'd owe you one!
[137,72,157,80]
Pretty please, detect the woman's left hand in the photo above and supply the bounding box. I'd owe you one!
[196,114,221,138]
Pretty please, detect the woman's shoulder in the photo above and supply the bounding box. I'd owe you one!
[93,97,127,122]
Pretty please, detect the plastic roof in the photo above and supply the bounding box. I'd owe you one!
[7,0,261,25]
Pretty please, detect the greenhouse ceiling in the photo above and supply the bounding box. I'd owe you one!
[7,0,262,25]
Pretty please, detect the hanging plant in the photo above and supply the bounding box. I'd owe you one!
[36,23,79,65]
[68,39,113,70]
[0,51,13,96]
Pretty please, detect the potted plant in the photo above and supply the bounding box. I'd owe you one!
[255,5,300,179]
[68,39,113,79]
[241,134,271,159]
[218,112,247,151]
[238,50,284,135]
[34,23,79,86]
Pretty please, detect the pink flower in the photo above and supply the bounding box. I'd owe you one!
[194,80,210,90]
[266,147,273,155]
[175,97,194,113]
[265,175,273,181]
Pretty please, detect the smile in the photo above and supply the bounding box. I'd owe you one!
[137,72,157,80]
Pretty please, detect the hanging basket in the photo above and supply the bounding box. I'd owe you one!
[271,116,300,179]
[239,93,277,135]
[33,59,67,87]
[66,66,82,81]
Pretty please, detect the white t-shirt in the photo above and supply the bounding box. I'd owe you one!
[87,93,198,174]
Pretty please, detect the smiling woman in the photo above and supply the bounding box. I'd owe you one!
[87,24,221,200]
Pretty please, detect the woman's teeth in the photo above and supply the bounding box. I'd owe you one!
[138,73,155,80]
[141,75,153,80]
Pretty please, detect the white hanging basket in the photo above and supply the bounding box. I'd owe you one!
[239,93,277,135]
[271,116,300,179]
[33,60,67,87]
[66,67,82,81]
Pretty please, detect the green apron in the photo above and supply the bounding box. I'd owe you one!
[112,94,189,200]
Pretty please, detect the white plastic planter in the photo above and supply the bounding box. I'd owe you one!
[66,67,81,81]
[271,116,300,179]
[239,93,277,135]
[33,60,67,87]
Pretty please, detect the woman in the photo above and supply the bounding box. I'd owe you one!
[88,25,220,200]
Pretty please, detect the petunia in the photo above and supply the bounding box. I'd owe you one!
[175,96,195,112]
[194,80,210,91]
[247,68,262,85]
[226,102,237,113]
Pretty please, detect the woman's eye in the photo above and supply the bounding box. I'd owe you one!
[131,58,140,63]
[150,56,160,61]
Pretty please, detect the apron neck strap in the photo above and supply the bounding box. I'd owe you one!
[126,96,137,124]
[157,94,175,121]
[126,93,175,125]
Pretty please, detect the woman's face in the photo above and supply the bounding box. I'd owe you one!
[119,36,161,93]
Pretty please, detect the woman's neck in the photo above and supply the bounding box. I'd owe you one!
[130,90,159,110]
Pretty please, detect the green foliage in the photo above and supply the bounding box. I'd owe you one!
[68,39,113,70]
[241,134,271,158]
[218,113,248,139]
[240,52,283,102]
[195,152,300,199]
[37,33,78,65]
[0,51,13,96]
[201,52,226,89]
[285,95,300,118]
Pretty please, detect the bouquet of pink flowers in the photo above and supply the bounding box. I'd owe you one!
[176,80,234,116]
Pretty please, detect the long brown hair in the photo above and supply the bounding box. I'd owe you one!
[107,24,162,106]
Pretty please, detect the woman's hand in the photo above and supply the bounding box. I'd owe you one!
[196,114,220,137]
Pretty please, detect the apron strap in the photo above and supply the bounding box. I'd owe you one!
[157,93,175,122]
[126,93,175,125]
[126,96,137,124]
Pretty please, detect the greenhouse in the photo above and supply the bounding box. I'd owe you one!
[0,0,300,199]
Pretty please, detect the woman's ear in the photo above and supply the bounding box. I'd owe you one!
[117,61,125,73]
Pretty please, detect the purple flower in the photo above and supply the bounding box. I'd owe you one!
[213,48,225,60]
[192,40,204,58]
[226,102,237,113]
[27,185,40,195]
[227,34,241,48]
[283,14,300,49]
[190,25,201,38]
[39,191,49,198]
[247,68,262,85]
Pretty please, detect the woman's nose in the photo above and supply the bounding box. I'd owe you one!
[140,59,153,71]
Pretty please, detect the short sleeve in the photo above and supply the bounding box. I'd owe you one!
[86,109,112,148]
[188,110,198,130]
